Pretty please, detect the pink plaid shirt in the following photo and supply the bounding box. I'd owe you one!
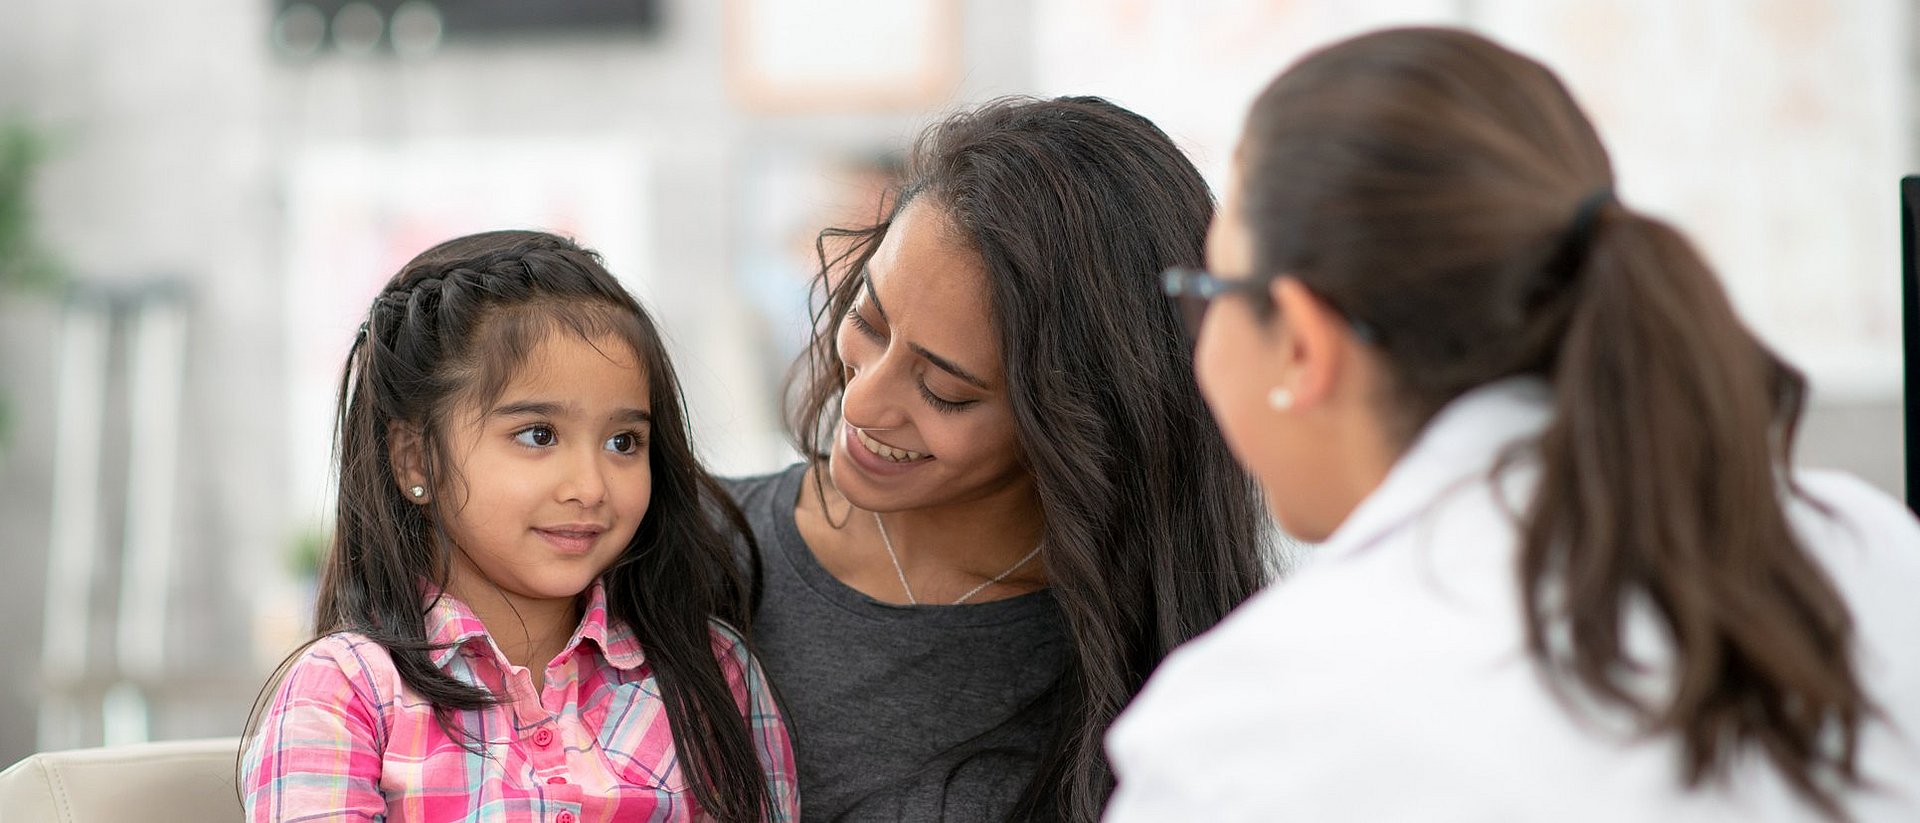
[242,580,798,822]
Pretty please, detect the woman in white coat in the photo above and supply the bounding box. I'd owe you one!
[1105,26,1920,822]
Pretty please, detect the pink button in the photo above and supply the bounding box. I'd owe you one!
[546,776,567,785]
[556,813,575,823]
[532,728,554,748]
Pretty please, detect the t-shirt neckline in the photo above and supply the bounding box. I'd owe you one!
[768,463,1058,628]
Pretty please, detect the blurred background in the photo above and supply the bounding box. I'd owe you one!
[0,0,1907,767]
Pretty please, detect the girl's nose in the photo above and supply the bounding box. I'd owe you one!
[557,447,609,507]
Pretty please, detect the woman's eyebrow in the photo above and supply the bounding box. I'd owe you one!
[913,345,990,389]
[862,268,992,390]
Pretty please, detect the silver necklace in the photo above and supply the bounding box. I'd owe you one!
[872,512,1044,606]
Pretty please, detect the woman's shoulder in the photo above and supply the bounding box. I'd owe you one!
[1791,469,1920,539]
[1788,470,1920,648]
[717,462,806,508]
[716,463,808,555]
[1789,471,1920,589]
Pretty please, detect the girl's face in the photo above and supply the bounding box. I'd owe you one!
[428,332,653,608]
[828,198,1032,513]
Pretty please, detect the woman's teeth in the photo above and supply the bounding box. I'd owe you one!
[856,428,930,463]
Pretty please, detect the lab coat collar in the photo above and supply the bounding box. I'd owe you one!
[1315,377,1554,563]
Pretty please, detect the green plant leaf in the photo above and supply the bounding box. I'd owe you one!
[0,115,65,294]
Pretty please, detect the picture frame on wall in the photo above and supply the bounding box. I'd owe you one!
[724,0,962,112]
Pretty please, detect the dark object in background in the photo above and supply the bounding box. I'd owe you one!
[270,0,663,58]
[1901,176,1920,514]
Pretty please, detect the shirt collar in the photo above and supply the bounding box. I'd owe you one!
[1314,376,1554,563]
[569,578,647,671]
[421,578,647,672]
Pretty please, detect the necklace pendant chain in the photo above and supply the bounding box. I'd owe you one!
[872,511,919,605]
[872,512,1043,606]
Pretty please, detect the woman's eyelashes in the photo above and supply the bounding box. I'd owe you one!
[918,383,972,413]
[845,304,978,414]
[511,423,648,454]
[846,304,884,340]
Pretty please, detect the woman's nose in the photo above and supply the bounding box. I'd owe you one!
[839,350,910,430]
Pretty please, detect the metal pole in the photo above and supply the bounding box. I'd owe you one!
[108,292,188,744]
[37,298,110,751]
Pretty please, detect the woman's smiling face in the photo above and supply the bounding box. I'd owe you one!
[828,197,1032,514]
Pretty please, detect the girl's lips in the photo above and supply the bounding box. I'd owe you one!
[840,423,934,478]
[535,527,604,555]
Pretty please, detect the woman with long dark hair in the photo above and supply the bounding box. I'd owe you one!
[724,96,1270,821]
[1106,27,1920,821]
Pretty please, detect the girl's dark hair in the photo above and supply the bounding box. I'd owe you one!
[262,230,769,820]
[1238,27,1868,818]
[788,96,1271,821]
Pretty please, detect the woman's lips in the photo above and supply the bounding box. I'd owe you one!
[841,423,934,477]
[853,426,932,462]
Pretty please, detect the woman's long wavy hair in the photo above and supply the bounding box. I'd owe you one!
[250,230,770,820]
[787,96,1272,821]
[1237,27,1869,818]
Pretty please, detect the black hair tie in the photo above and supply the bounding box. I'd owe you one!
[1563,186,1614,257]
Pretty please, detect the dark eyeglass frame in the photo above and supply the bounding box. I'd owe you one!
[1160,266,1380,345]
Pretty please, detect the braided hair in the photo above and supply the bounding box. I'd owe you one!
[304,230,771,819]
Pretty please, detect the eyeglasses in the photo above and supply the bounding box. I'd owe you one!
[1161,266,1379,345]
[1162,266,1277,341]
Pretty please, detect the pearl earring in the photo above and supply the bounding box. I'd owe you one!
[409,485,426,499]
[1267,387,1295,411]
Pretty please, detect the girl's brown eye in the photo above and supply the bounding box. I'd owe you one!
[514,425,557,448]
[605,432,645,455]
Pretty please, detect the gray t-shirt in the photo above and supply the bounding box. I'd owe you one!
[723,465,1071,822]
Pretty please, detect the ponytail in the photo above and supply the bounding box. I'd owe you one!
[1521,205,1869,818]
[1238,27,1877,817]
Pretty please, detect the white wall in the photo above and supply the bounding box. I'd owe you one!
[0,0,1036,765]
[0,0,1909,769]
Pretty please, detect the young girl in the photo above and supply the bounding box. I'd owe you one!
[243,230,798,822]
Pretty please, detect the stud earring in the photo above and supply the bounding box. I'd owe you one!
[1267,387,1295,411]
[409,485,426,499]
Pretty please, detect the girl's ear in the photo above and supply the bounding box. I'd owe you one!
[387,420,429,503]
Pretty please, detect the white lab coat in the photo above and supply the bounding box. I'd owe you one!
[1105,379,1920,822]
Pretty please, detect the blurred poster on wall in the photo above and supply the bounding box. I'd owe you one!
[279,138,652,544]
[732,142,903,406]
[1472,0,1908,400]
[1035,0,1460,187]
[725,0,961,111]
[1039,0,1909,401]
